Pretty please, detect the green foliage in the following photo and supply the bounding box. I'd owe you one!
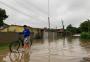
[80,20,90,39]
[66,24,80,34]
[80,32,90,39]
[80,20,90,32]
[0,8,8,27]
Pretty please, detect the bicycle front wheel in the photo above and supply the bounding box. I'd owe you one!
[9,41,20,53]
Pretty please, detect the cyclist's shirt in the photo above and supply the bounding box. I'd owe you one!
[22,28,31,38]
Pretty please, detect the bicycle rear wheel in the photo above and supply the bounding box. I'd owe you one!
[9,41,20,53]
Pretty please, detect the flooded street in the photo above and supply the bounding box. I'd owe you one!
[1,32,90,62]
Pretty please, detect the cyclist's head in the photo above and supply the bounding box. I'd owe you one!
[23,25,27,29]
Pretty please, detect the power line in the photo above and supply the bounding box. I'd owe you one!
[13,0,47,22]
[0,1,44,21]
[24,0,47,15]
[14,0,47,17]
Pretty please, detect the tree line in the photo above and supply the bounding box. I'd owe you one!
[66,20,90,34]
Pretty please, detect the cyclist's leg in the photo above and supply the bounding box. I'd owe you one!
[24,37,28,48]
[26,36,30,48]
[24,37,30,48]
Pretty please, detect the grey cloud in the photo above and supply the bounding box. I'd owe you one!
[67,0,90,11]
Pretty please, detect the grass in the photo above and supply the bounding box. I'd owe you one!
[0,43,9,54]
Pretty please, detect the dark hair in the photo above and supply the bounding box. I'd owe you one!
[23,25,27,27]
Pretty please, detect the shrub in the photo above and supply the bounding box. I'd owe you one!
[80,32,90,39]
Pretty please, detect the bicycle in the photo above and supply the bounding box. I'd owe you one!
[9,33,32,53]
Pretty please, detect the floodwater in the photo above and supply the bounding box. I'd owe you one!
[1,32,90,62]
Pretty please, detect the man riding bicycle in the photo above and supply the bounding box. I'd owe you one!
[20,25,31,49]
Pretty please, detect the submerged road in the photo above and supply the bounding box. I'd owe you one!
[2,32,90,62]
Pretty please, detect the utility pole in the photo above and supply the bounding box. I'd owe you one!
[61,19,65,36]
[61,19,64,30]
[48,0,50,29]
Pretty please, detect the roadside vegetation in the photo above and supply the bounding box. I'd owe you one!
[80,32,90,39]
[65,19,90,40]
[0,43,8,49]
[80,20,90,39]
[66,24,81,35]
[0,43,9,54]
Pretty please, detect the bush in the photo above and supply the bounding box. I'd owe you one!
[80,32,90,39]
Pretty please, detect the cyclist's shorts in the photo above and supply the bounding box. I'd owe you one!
[24,36,30,43]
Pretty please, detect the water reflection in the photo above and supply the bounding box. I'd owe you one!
[3,49,30,62]
[80,40,90,56]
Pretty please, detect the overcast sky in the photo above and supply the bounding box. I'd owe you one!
[0,0,90,28]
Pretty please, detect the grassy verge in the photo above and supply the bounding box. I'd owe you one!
[0,43,9,54]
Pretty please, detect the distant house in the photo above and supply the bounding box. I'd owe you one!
[57,28,64,33]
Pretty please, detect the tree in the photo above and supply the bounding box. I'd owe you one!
[66,24,79,34]
[66,24,73,32]
[0,8,8,27]
[80,20,90,32]
[66,24,73,35]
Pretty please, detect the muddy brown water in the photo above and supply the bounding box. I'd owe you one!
[1,32,90,62]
